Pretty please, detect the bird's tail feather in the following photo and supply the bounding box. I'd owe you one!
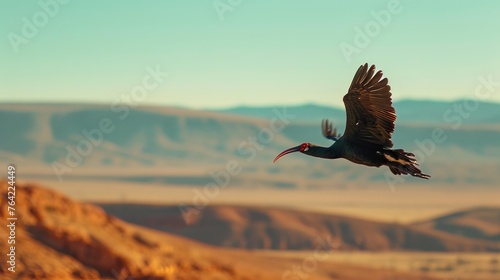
[384,149,431,179]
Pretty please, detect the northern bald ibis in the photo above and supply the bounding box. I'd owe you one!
[273,63,430,179]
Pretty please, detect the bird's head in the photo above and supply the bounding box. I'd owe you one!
[273,142,311,163]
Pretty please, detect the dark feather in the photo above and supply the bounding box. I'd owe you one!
[342,64,396,147]
[321,119,341,141]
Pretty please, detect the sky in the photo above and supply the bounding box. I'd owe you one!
[1,0,499,109]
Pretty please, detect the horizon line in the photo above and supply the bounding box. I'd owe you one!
[1,97,499,111]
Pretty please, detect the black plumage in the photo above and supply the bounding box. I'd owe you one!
[274,63,430,179]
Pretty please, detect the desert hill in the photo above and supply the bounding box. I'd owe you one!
[0,180,251,279]
[99,204,500,252]
[413,207,500,242]
[0,180,440,280]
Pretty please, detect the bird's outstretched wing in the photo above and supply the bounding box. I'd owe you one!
[342,63,396,147]
[321,119,341,141]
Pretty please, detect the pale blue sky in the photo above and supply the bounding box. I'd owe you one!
[1,0,499,108]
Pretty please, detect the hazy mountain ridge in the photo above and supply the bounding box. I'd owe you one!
[1,102,500,185]
[215,99,500,124]
[0,103,291,166]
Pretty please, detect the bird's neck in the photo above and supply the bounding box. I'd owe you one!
[305,145,341,159]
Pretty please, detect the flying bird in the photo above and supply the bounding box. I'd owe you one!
[273,63,430,179]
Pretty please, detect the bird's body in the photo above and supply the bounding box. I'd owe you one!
[332,139,383,166]
[274,63,430,179]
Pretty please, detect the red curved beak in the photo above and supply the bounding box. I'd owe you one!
[273,145,301,163]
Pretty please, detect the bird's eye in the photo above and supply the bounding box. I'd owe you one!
[300,143,308,151]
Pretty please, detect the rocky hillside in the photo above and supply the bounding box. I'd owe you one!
[0,181,265,279]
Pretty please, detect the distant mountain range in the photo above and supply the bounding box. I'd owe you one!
[215,99,500,124]
[1,101,499,185]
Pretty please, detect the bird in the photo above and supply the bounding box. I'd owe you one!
[273,63,430,179]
